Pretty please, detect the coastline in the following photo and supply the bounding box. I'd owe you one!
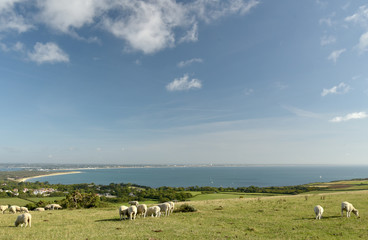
[17,171,82,182]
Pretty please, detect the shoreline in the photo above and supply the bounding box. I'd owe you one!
[17,171,82,182]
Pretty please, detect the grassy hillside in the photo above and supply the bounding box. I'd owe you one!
[1,190,368,239]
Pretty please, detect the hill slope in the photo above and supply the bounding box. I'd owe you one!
[1,190,368,239]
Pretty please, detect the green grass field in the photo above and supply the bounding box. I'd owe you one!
[1,190,368,239]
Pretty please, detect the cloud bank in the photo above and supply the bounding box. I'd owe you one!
[0,0,259,55]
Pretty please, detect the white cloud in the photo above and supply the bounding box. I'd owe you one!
[330,112,368,122]
[179,22,198,43]
[0,0,33,33]
[320,35,336,46]
[36,0,108,33]
[102,0,186,54]
[0,0,259,54]
[321,82,350,96]
[0,40,24,52]
[192,0,260,23]
[166,74,202,91]
[327,49,346,63]
[356,31,368,53]
[28,42,69,64]
[101,0,258,54]
[345,5,368,27]
[177,58,203,67]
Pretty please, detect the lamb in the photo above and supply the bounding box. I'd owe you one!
[15,213,32,228]
[341,201,359,217]
[20,207,29,213]
[0,205,8,214]
[128,201,139,206]
[314,205,323,220]
[136,204,147,218]
[34,208,45,212]
[165,201,175,214]
[128,205,137,220]
[119,206,128,220]
[157,203,171,216]
[146,206,160,217]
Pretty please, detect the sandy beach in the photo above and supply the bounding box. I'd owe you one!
[17,171,82,182]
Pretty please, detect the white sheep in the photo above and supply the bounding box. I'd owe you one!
[128,205,137,220]
[128,201,139,206]
[0,205,8,214]
[15,213,32,228]
[341,201,359,217]
[119,206,128,220]
[20,207,29,213]
[146,206,160,217]
[45,204,62,210]
[165,201,175,214]
[137,204,147,218]
[34,208,45,212]
[314,205,323,220]
[9,206,18,214]
[157,203,171,216]
[52,204,62,210]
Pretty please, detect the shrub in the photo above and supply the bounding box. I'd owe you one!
[175,204,197,213]
[24,203,36,211]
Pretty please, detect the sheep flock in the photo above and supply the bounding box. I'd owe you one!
[0,197,362,231]
[119,201,175,220]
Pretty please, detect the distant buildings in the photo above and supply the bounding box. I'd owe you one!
[0,187,57,196]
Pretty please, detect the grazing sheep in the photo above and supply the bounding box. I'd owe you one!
[157,203,171,216]
[15,213,32,228]
[128,201,139,206]
[128,205,137,220]
[119,206,128,220]
[0,205,8,214]
[165,201,175,214]
[136,204,147,218]
[314,205,324,220]
[34,208,45,212]
[52,204,62,210]
[341,201,359,218]
[9,206,18,214]
[45,204,62,210]
[20,207,29,213]
[146,206,160,217]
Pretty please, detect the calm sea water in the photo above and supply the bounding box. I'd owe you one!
[22,165,368,188]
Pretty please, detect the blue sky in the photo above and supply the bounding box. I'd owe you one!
[1,0,368,165]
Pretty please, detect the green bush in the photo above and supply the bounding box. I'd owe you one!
[175,204,197,213]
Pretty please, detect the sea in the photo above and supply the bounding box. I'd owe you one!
[18,165,368,188]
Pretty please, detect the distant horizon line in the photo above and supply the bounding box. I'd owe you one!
[1,163,368,168]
